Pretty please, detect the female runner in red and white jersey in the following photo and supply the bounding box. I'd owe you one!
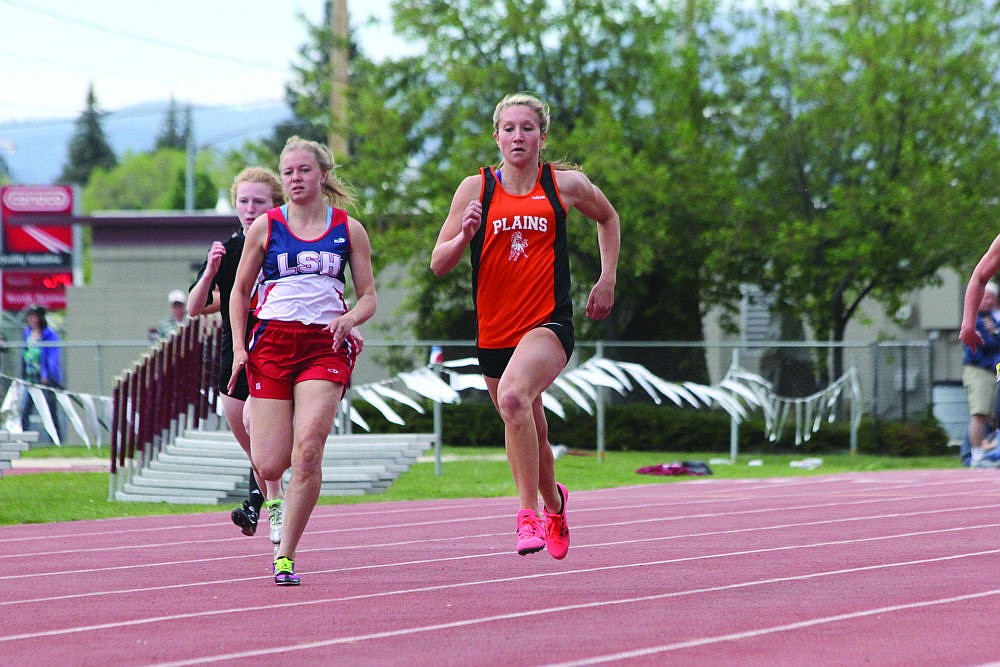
[230,136,376,585]
[431,93,621,559]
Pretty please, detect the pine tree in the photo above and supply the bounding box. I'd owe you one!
[154,98,191,150]
[59,84,117,186]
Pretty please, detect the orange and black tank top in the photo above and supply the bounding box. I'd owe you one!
[470,163,571,349]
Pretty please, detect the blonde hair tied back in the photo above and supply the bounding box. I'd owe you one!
[280,135,355,208]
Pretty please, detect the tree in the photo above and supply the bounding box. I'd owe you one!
[154,98,193,151]
[280,0,743,379]
[275,0,1000,387]
[705,0,1000,378]
[81,149,215,212]
[264,5,342,155]
[59,84,117,186]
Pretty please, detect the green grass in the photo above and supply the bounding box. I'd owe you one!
[20,445,100,458]
[0,445,962,526]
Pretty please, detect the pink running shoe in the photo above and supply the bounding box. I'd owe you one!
[544,483,570,560]
[515,509,545,555]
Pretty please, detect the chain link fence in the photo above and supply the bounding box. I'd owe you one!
[357,339,940,434]
[6,334,956,448]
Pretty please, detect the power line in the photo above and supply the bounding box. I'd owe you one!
[0,0,287,71]
[0,99,288,130]
[0,46,161,96]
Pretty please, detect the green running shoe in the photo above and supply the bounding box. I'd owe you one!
[273,556,300,586]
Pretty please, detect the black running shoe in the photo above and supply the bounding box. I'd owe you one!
[231,500,259,537]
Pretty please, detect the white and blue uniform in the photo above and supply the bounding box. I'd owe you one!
[254,204,352,326]
[246,204,358,399]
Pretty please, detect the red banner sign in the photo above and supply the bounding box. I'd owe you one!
[0,185,75,311]
[2,271,71,311]
[1,185,74,253]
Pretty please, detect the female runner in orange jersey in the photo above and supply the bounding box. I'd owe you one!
[431,93,621,559]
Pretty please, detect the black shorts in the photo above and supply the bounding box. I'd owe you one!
[218,353,249,401]
[478,321,575,379]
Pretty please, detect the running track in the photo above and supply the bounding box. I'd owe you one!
[2,469,999,666]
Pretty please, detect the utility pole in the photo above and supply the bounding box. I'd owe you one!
[329,0,349,157]
[184,133,195,212]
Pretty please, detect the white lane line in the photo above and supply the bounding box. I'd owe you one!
[2,522,999,642]
[546,588,1000,666]
[1,471,979,545]
[0,499,509,544]
[8,516,1000,608]
[153,557,1000,666]
[4,484,998,565]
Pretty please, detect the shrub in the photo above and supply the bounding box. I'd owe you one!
[855,415,950,457]
[349,398,949,456]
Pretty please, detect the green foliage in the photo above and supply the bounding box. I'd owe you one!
[59,84,117,186]
[856,415,951,457]
[353,398,950,458]
[249,0,1000,361]
[164,162,216,210]
[0,152,11,183]
[704,0,1000,374]
[81,149,215,212]
[60,88,224,212]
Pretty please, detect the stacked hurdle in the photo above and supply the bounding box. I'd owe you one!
[108,318,434,504]
[109,319,221,501]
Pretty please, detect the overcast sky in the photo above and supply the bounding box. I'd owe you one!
[0,0,416,123]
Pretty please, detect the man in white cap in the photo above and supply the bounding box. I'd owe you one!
[152,289,188,341]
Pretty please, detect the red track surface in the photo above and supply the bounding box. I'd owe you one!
[1,468,998,666]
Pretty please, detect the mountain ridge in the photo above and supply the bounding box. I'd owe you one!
[0,101,292,185]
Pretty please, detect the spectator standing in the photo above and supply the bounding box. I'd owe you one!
[960,282,1000,466]
[151,290,188,341]
[21,305,62,439]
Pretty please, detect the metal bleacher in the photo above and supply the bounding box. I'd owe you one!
[0,430,40,478]
[114,429,435,504]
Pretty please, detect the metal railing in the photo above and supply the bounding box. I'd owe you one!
[109,319,221,499]
[10,334,956,456]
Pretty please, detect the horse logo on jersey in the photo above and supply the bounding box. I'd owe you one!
[509,231,528,261]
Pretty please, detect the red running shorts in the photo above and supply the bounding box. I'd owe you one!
[247,320,357,400]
